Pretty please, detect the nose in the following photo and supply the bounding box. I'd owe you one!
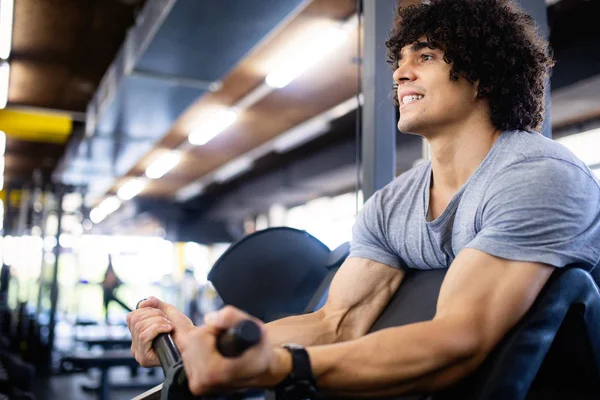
[393,61,416,85]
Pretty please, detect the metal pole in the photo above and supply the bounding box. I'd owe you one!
[515,0,551,139]
[361,0,398,201]
[47,186,64,362]
[35,184,51,318]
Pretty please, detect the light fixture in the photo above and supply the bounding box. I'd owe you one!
[188,108,238,146]
[175,181,205,202]
[89,207,106,224]
[556,128,600,167]
[273,118,330,153]
[145,151,181,179]
[117,178,147,201]
[99,196,121,215]
[90,196,122,224]
[273,95,359,153]
[0,61,9,109]
[265,22,346,89]
[213,157,253,183]
[0,0,14,60]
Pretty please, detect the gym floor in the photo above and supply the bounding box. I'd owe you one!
[33,366,161,400]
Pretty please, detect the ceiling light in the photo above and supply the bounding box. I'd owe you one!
[0,0,14,60]
[89,207,106,224]
[0,61,8,109]
[556,128,600,167]
[188,108,238,146]
[99,196,121,215]
[213,157,253,183]
[145,151,181,179]
[265,23,346,89]
[117,178,147,201]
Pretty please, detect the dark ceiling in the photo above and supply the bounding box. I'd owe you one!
[0,0,146,190]
[10,0,146,112]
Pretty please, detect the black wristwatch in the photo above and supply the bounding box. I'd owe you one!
[275,343,317,400]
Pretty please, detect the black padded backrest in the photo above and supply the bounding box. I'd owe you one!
[369,269,447,332]
[207,228,330,322]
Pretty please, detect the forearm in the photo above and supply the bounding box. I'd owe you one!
[264,316,482,397]
[266,309,339,347]
[310,317,481,396]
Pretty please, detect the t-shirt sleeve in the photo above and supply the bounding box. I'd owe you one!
[348,189,406,269]
[466,158,600,270]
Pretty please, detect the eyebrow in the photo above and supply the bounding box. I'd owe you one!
[397,41,438,62]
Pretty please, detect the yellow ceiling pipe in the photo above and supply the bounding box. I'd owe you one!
[0,109,72,144]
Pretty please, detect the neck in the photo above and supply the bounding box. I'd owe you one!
[426,117,501,193]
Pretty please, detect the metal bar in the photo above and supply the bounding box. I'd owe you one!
[129,68,221,91]
[47,187,64,365]
[124,0,179,74]
[361,0,397,201]
[35,184,50,318]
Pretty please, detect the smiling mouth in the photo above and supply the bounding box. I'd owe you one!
[401,95,424,106]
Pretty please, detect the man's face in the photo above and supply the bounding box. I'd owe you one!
[393,39,478,136]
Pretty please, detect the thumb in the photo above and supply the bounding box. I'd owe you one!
[204,305,260,330]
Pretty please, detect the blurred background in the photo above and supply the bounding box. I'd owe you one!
[0,0,597,399]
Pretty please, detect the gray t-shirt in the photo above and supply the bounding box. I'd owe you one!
[350,130,600,271]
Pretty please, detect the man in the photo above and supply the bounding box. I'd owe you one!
[127,0,600,397]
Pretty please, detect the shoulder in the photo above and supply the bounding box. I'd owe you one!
[499,130,596,176]
[489,130,599,190]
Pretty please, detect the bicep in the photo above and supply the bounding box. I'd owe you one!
[435,248,554,358]
[320,257,405,340]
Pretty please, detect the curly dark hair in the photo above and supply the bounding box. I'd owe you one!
[386,0,554,132]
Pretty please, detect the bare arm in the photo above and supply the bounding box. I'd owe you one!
[266,256,405,346]
[263,248,553,396]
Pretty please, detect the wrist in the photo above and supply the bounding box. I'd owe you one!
[265,347,293,388]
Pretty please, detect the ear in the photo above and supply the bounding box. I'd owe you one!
[473,80,481,99]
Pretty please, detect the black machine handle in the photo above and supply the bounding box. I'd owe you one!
[135,302,261,399]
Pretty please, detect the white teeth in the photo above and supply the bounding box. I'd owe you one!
[402,95,424,105]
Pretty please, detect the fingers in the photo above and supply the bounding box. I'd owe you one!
[138,296,195,333]
[135,296,162,310]
[127,307,167,332]
[181,324,271,396]
[132,316,172,367]
[127,307,173,368]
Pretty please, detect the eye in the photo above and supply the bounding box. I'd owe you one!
[421,54,434,62]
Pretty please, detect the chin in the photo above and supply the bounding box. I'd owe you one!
[398,120,422,136]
